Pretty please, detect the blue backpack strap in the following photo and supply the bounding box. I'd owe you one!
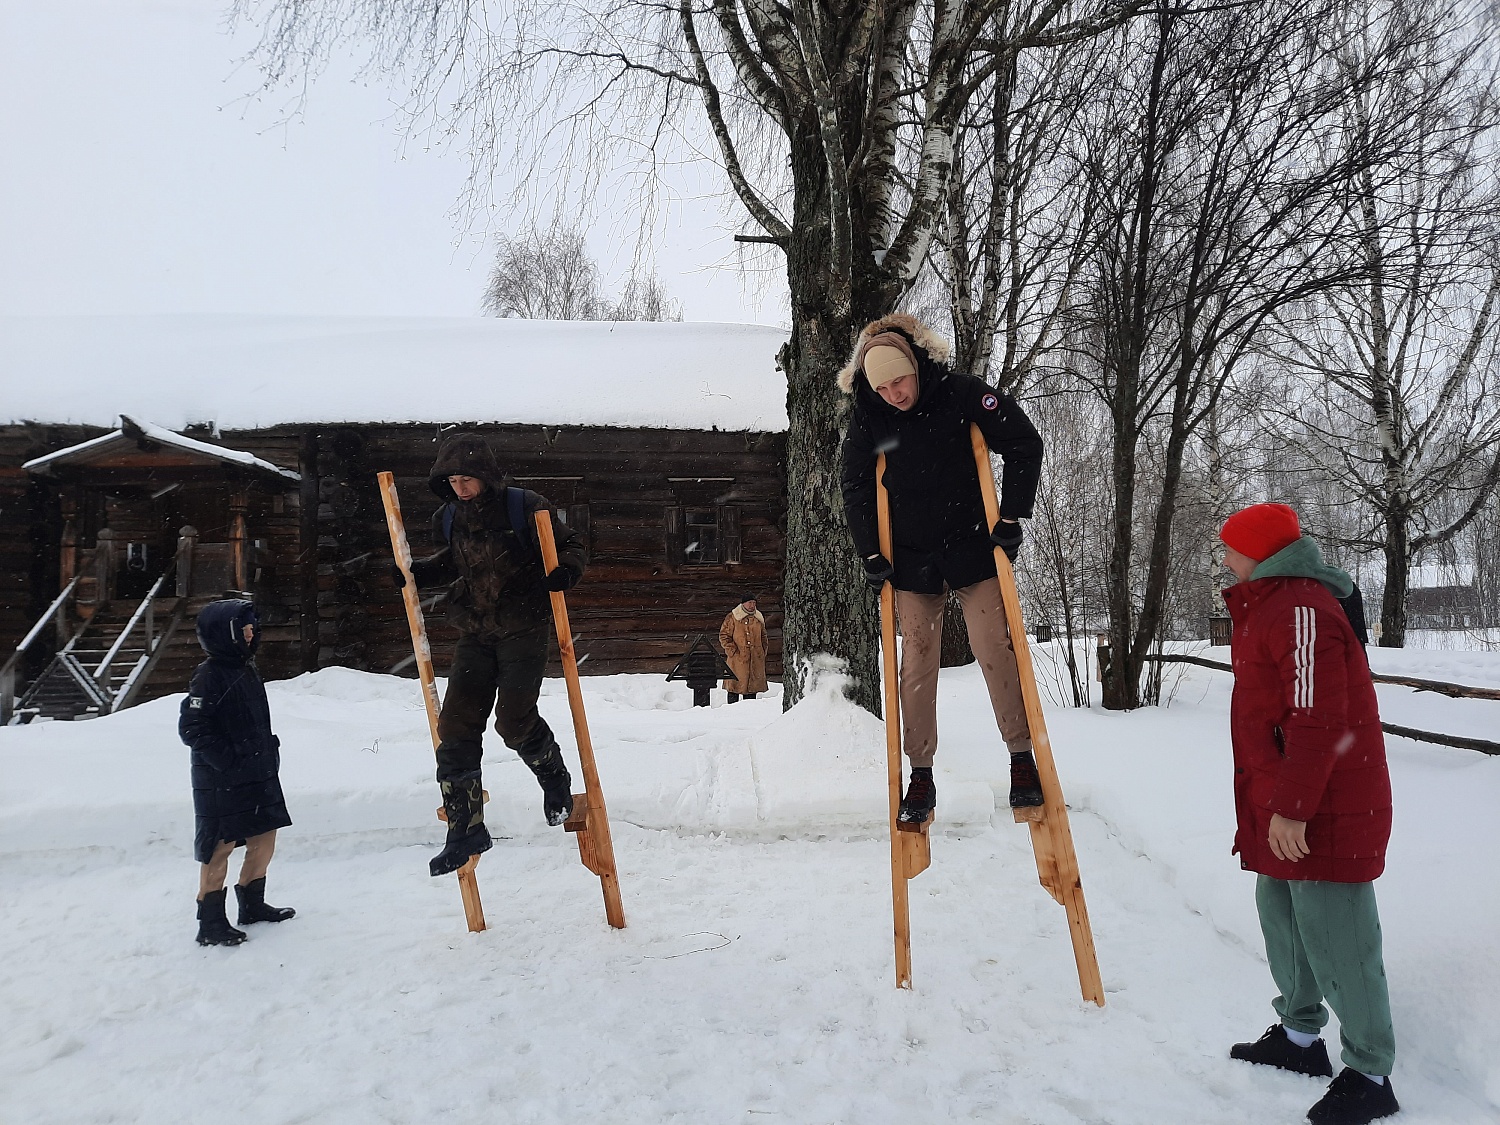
[507,486,527,536]
[506,486,540,561]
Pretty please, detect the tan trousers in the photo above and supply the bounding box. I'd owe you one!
[197,830,278,900]
[895,580,1032,768]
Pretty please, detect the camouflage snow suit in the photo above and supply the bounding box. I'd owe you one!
[407,433,587,872]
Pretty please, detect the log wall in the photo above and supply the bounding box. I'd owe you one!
[3,422,787,687]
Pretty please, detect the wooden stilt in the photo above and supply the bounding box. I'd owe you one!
[534,511,627,930]
[876,454,927,988]
[969,426,1105,1006]
[376,471,486,933]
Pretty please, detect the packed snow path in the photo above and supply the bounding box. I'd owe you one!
[1,654,1496,1124]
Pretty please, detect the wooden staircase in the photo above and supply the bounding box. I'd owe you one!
[9,594,214,723]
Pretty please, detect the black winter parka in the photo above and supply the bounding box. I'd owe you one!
[179,600,292,863]
[841,357,1043,594]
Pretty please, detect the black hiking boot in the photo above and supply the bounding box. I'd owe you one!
[520,735,574,827]
[1008,750,1045,808]
[898,767,936,823]
[196,888,247,947]
[234,877,296,925]
[1307,1068,1399,1125]
[430,770,493,877]
[1230,1024,1334,1077]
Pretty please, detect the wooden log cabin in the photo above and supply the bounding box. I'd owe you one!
[0,317,790,721]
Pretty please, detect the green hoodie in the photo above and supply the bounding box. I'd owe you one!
[1249,535,1354,599]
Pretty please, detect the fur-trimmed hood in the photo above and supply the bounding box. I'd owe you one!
[835,313,953,393]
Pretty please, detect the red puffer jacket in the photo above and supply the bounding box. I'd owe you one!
[1224,563,1392,882]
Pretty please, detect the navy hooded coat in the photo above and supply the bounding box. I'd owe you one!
[179,600,292,863]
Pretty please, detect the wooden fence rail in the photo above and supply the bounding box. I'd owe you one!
[1141,653,1500,756]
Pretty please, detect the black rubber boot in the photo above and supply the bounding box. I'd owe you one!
[196,888,247,947]
[234,877,296,925]
[1307,1068,1399,1125]
[519,731,574,827]
[430,770,493,877]
[1230,1024,1334,1077]
[1008,750,1045,808]
[898,767,936,823]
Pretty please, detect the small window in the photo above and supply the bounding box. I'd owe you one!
[683,508,721,565]
[664,501,740,569]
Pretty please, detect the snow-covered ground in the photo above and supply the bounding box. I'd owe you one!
[2,653,1496,1124]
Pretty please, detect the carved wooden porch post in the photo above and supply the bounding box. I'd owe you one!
[177,525,198,598]
[94,528,116,604]
[229,488,249,591]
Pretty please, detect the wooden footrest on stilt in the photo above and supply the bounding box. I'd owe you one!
[1012,804,1046,824]
[563,796,590,834]
[436,790,490,822]
[897,813,932,879]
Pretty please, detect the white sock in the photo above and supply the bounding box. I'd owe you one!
[1282,1026,1319,1049]
[1356,1070,1386,1086]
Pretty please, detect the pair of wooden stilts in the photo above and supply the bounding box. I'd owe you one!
[378,451,1100,1005]
[879,427,1105,1005]
[376,472,625,934]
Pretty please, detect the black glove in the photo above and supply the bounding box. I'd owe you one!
[389,563,408,589]
[990,520,1023,561]
[863,554,895,591]
[545,566,574,592]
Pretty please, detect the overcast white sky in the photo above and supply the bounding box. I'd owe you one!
[0,1,779,323]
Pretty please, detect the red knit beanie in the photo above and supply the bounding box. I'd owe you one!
[1219,503,1301,562]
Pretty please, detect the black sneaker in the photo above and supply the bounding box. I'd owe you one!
[898,768,936,823]
[1230,1024,1334,1077]
[1308,1068,1399,1125]
[1009,750,1045,808]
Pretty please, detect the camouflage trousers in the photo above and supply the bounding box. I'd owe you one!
[435,628,557,780]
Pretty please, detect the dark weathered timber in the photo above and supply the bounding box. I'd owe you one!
[3,420,786,696]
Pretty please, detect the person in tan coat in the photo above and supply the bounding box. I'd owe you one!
[719,594,769,702]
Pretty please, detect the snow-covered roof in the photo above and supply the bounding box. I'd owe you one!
[1408,562,1476,589]
[0,316,791,433]
[22,415,300,482]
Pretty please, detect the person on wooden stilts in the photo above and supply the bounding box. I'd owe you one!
[837,314,1044,824]
[1219,504,1400,1125]
[180,598,295,947]
[393,433,588,877]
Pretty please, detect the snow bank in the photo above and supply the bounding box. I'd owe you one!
[2,654,1497,1123]
[0,315,791,432]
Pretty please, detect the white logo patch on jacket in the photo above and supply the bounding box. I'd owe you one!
[1293,606,1316,708]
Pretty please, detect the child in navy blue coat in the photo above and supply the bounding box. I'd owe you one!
[180,599,295,946]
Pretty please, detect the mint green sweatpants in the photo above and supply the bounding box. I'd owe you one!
[1255,875,1396,1076]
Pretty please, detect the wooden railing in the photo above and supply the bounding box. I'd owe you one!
[0,576,81,724]
[96,560,180,712]
[1143,653,1500,755]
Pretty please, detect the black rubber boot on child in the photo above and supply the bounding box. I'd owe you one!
[520,731,574,827]
[196,888,247,947]
[1009,750,1045,808]
[430,769,493,877]
[898,767,936,823]
[1229,1024,1334,1077]
[235,877,296,925]
[1307,1068,1399,1125]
